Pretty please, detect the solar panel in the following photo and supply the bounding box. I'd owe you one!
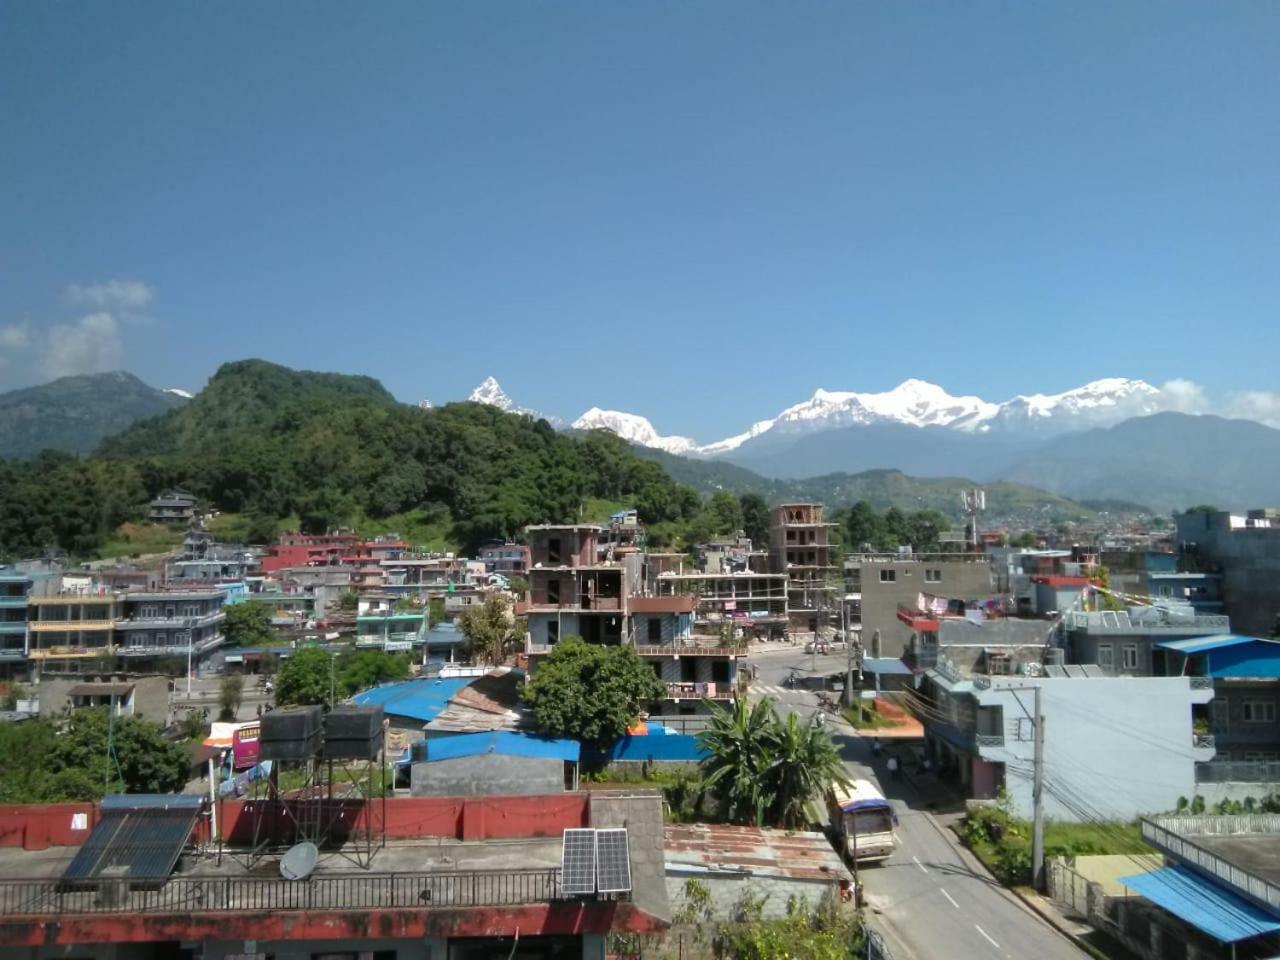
[60,794,204,890]
[595,828,632,894]
[561,828,597,895]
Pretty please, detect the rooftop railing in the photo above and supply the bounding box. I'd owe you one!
[0,868,571,917]
[1141,816,1280,914]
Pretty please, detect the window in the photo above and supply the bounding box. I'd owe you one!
[925,569,941,583]
[546,579,560,605]
[880,570,896,583]
[1097,644,1114,669]
[546,621,559,645]
[547,537,562,565]
[1122,644,1139,670]
[647,618,661,643]
[1243,702,1277,723]
[1244,751,1278,762]
[140,605,159,619]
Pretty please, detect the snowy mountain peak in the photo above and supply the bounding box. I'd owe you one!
[163,387,194,400]
[573,407,699,455]
[468,376,514,411]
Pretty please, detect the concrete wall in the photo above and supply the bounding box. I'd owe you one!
[410,754,565,796]
[975,676,1206,821]
[665,869,843,921]
[852,559,993,658]
[1176,510,1280,636]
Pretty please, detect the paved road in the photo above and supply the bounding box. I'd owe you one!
[747,646,1087,960]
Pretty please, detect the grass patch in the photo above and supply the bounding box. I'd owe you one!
[841,703,895,729]
[961,800,1150,886]
[579,498,630,524]
[355,510,458,553]
[96,522,185,559]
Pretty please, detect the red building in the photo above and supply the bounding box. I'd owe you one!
[260,532,359,574]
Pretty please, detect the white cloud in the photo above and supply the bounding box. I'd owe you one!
[1157,379,1209,415]
[65,279,154,316]
[0,323,31,352]
[39,313,123,380]
[1223,391,1280,428]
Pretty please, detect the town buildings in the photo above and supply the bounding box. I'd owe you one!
[770,503,837,640]
[1176,508,1280,636]
[147,488,197,524]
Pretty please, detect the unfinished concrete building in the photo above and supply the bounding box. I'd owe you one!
[769,503,837,640]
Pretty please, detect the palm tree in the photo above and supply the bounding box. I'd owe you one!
[765,711,853,828]
[697,697,779,825]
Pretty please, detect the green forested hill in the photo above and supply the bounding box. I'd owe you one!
[1,360,703,559]
[0,371,185,459]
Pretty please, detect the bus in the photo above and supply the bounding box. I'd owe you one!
[828,779,897,864]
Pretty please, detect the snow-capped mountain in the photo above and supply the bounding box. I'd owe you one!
[987,378,1162,433]
[468,376,516,411]
[163,387,194,400]
[572,408,699,455]
[466,377,564,426]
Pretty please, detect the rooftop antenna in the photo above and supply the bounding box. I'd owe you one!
[961,488,986,550]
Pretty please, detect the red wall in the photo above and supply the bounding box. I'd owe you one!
[0,804,97,850]
[0,794,589,850]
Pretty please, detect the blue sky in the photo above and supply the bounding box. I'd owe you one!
[2,2,1278,440]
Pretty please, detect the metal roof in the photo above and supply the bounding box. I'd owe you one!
[1119,866,1280,943]
[424,731,580,763]
[664,824,852,884]
[862,657,912,677]
[352,677,473,723]
[1155,635,1272,655]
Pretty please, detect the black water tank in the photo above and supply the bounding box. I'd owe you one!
[260,706,323,760]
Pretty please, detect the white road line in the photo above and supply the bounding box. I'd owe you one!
[940,888,959,909]
[974,924,1000,949]
[912,856,928,874]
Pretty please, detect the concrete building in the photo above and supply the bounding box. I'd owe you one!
[846,553,994,660]
[0,791,670,959]
[923,658,1216,820]
[477,539,530,577]
[409,731,579,796]
[521,524,736,720]
[0,570,31,676]
[115,588,227,667]
[653,570,788,644]
[1176,508,1280,636]
[355,593,427,651]
[770,503,837,640]
[147,488,196,524]
[25,590,122,673]
[1065,606,1232,676]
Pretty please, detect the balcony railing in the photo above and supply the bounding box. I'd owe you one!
[667,681,732,701]
[632,643,745,657]
[1189,676,1214,690]
[1193,734,1216,750]
[116,612,226,629]
[1195,761,1280,784]
[975,733,1005,748]
[1141,816,1280,914]
[0,869,570,917]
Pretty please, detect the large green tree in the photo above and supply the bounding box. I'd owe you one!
[337,649,411,697]
[522,636,667,744]
[223,600,275,647]
[458,593,522,665]
[275,647,336,706]
[697,699,851,828]
[739,493,771,547]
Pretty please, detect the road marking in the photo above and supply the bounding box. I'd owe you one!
[940,888,959,909]
[974,925,1000,949]
[912,856,928,874]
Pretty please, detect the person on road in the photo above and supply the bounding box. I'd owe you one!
[887,754,899,779]
[871,737,882,758]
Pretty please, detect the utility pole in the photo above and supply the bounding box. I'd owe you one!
[1032,684,1046,891]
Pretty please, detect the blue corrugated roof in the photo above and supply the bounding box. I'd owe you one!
[1154,635,1266,655]
[862,657,913,676]
[1120,866,1280,943]
[352,677,471,723]
[422,731,580,762]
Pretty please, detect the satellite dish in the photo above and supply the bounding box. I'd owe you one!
[280,842,318,881]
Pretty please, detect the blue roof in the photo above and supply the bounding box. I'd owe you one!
[1154,635,1266,655]
[352,677,471,724]
[420,731,580,763]
[1119,866,1280,943]
[862,657,912,677]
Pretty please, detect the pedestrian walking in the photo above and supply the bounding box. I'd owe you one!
[871,737,882,758]
[887,754,899,779]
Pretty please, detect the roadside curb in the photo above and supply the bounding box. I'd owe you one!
[1007,887,1102,959]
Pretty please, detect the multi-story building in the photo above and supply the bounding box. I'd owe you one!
[770,503,837,640]
[847,552,995,660]
[147,488,197,524]
[0,569,32,675]
[654,570,788,644]
[1176,507,1280,636]
[25,590,123,673]
[1065,605,1232,676]
[356,593,427,652]
[520,524,733,720]
[261,531,360,573]
[922,654,1216,820]
[114,588,227,666]
[478,539,530,577]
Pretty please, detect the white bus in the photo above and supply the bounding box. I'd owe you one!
[828,779,897,864]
